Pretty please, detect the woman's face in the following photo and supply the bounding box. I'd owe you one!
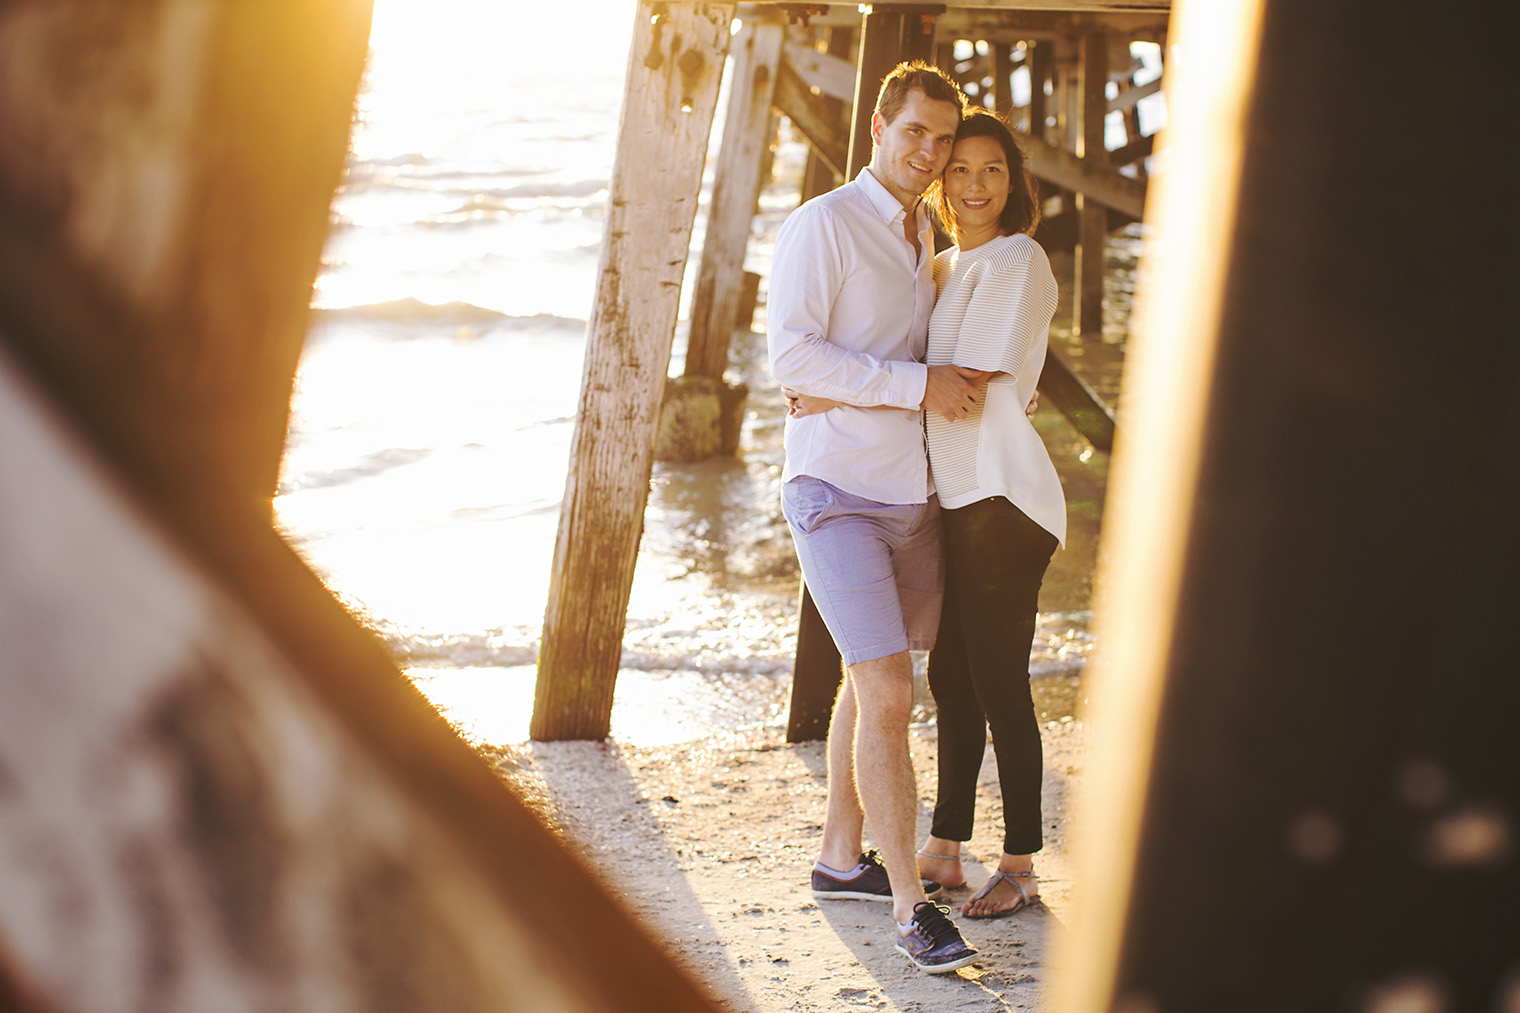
[943,134,1011,237]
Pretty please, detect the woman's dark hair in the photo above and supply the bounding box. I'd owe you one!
[928,109,1042,240]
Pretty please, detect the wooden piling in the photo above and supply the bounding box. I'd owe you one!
[1074,32,1108,337]
[787,2,949,742]
[798,25,855,200]
[785,587,845,742]
[991,41,1015,118]
[846,9,903,177]
[534,1,734,741]
[685,12,784,381]
[844,5,942,177]
[791,0,924,740]
[1029,37,1052,141]
[1059,0,1520,1009]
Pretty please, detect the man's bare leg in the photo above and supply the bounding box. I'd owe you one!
[818,671,865,871]
[848,650,926,924]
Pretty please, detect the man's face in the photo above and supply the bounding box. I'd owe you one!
[870,89,961,208]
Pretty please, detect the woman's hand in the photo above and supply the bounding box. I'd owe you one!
[783,387,844,418]
[1026,389,1040,417]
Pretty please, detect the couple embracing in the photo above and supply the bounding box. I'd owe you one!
[767,60,1064,974]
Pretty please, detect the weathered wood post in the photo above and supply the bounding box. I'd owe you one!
[657,10,782,463]
[845,9,901,177]
[685,12,783,382]
[787,2,941,742]
[845,4,940,178]
[534,2,734,741]
[1057,0,1519,1009]
[1029,37,1052,140]
[991,41,1015,118]
[1074,33,1108,337]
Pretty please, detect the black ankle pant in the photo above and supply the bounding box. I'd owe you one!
[928,495,1058,856]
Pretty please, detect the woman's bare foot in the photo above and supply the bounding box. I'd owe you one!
[961,855,1039,918]
[916,836,967,889]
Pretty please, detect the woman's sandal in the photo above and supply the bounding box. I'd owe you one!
[963,870,1038,920]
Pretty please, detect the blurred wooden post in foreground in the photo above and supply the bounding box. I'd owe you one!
[534,2,735,740]
[0,2,720,1009]
[1060,0,1519,1009]
[0,0,368,513]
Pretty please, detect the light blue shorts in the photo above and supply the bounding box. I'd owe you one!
[781,476,944,666]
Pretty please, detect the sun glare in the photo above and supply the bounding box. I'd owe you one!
[284,0,753,748]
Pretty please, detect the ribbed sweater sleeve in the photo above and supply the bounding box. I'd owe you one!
[951,238,1042,380]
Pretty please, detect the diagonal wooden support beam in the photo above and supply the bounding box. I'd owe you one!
[1041,344,1119,453]
[775,56,851,178]
[1016,126,1148,219]
[1110,75,1162,113]
[782,39,856,103]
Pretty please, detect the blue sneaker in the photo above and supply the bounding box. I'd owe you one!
[896,901,978,974]
[812,850,942,902]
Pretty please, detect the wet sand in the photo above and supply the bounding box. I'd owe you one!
[484,718,1087,1012]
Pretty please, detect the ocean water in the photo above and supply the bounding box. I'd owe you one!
[277,0,1110,746]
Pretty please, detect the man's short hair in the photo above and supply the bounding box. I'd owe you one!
[875,60,966,124]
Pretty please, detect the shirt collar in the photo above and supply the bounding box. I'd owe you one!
[855,167,925,228]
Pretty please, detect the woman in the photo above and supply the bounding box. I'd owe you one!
[911,109,1065,919]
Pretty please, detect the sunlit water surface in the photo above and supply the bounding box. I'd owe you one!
[278,0,1111,746]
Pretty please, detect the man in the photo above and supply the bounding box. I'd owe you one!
[767,61,982,974]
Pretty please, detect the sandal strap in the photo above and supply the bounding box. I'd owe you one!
[915,849,962,862]
[969,869,1032,905]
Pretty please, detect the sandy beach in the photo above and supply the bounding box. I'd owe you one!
[483,717,1088,1011]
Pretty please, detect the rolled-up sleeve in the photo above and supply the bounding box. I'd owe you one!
[767,205,927,409]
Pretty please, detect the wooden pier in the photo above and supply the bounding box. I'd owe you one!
[538,0,1152,743]
[3,0,1512,1009]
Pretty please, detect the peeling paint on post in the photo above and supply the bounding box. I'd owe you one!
[533,1,735,741]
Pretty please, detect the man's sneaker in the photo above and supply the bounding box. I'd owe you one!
[811,850,942,902]
[896,901,979,974]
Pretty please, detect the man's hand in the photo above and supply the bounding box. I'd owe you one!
[783,387,844,418]
[923,364,985,422]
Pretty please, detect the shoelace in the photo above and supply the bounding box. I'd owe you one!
[910,902,958,945]
[861,849,886,871]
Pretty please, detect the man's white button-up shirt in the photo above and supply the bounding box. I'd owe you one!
[766,168,935,505]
